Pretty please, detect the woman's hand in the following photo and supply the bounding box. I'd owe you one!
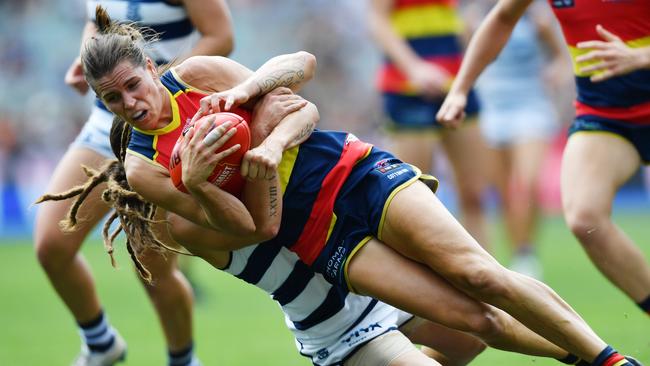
[65,57,89,95]
[250,87,307,145]
[241,142,282,181]
[194,86,251,121]
[180,116,240,190]
[576,25,650,82]
[436,91,467,129]
[405,60,452,99]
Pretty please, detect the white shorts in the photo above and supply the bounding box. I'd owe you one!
[69,105,114,158]
[296,301,413,366]
[479,98,559,148]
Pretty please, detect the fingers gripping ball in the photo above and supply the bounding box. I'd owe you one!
[169,112,251,195]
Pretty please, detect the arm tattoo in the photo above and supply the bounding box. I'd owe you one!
[268,185,279,217]
[256,57,307,94]
[289,121,315,148]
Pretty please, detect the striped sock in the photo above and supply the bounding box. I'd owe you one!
[78,311,116,353]
[169,342,200,366]
[592,346,628,366]
[636,294,650,315]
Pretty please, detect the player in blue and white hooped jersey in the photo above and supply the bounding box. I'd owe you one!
[33,1,232,365]
[168,218,486,366]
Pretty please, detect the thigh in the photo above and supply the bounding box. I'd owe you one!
[378,181,499,276]
[561,132,640,214]
[34,147,111,249]
[345,331,439,366]
[512,139,548,187]
[440,122,488,194]
[347,238,494,332]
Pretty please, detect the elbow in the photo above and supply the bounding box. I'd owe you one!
[298,51,317,81]
[306,101,320,126]
[219,33,234,56]
[255,222,279,242]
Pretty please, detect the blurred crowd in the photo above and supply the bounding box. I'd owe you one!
[0,0,645,237]
[0,0,387,236]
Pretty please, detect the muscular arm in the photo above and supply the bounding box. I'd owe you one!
[447,0,531,96]
[124,155,274,249]
[176,51,316,103]
[182,0,234,58]
[368,0,421,77]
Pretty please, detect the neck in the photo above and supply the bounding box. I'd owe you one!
[157,82,173,128]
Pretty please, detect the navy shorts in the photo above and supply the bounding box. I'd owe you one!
[382,91,480,131]
[569,115,650,163]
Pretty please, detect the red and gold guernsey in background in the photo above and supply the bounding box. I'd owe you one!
[127,69,251,170]
[376,0,464,95]
[550,0,650,125]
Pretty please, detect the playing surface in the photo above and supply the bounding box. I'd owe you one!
[1,214,648,365]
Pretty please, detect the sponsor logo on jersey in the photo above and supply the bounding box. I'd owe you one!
[341,323,383,345]
[325,245,346,281]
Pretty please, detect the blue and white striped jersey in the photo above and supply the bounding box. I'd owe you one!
[87,0,199,65]
[224,243,413,366]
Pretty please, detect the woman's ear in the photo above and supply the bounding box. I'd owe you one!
[146,57,158,76]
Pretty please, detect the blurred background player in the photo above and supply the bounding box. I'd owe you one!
[368,0,489,247]
[462,0,571,279]
[437,0,650,318]
[32,0,233,365]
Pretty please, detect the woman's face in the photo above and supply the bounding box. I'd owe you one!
[94,58,166,131]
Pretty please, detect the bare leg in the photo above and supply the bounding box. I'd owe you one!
[562,133,650,302]
[348,239,567,358]
[34,148,109,324]
[139,214,195,352]
[379,182,607,361]
[509,140,547,251]
[440,121,490,247]
[389,132,436,178]
[400,317,486,366]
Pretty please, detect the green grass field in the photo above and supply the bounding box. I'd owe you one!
[1,213,648,365]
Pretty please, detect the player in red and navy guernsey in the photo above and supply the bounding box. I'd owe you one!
[438,0,650,365]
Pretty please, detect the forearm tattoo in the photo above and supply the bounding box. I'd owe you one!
[289,121,315,148]
[269,184,279,217]
[256,57,306,94]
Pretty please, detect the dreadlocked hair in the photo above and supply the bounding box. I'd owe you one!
[34,118,189,283]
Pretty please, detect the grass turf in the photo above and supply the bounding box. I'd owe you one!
[1,213,648,365]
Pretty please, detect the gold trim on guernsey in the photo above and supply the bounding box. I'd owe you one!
[391,4,462,38]
[133,88,181,136]
[125,149,167,169]
[569,35,650,77]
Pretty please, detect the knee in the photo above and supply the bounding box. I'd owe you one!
[456,185,485,213]
[563,206,607,242]
[449,262,513,303]
[463,305,505,341]
[34,234,77,273]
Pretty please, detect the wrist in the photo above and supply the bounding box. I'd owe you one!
[639,47,650,70]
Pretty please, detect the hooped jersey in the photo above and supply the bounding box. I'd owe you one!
[376,0,465,95]
[549,0,650,124]
[88,0,199,65]
[127,68,251,169]
[224,242,412,366]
